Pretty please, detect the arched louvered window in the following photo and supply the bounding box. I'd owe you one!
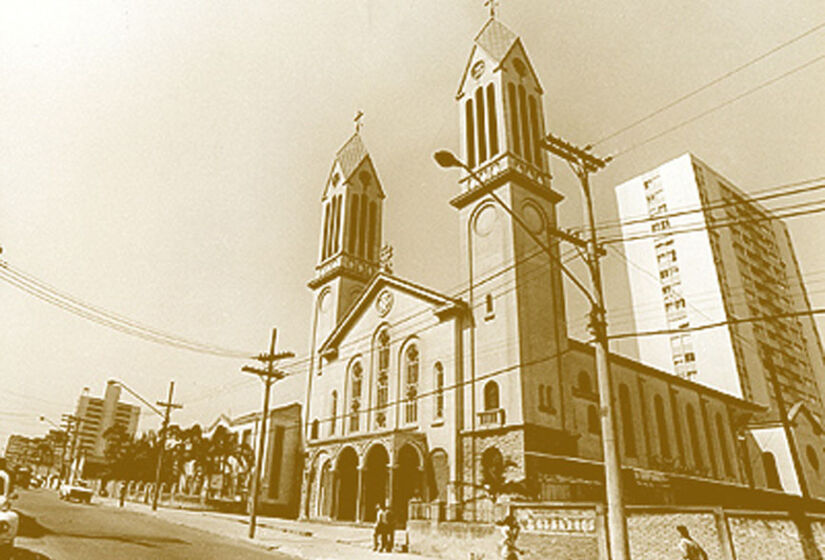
[508,83,520,156]
[518,85,531,163]
[475,87,487,164]
[322,202,332,260]
[367,202,377,261]
[404,344,420,423]
[348,194,359,254]
[359,194,368,257]
[375,329,390,428]
[434,362,445,420]
[528,95,541,164]
[619,384,636,457]
[465,99,476,169]
[332,194,342,254]
[487,84,498,157]
[349,362,363,432]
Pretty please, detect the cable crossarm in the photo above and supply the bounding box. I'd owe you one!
[110,379,165,418]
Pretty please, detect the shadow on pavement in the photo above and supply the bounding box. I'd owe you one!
[16,514,53,539]
[11,546,53,560]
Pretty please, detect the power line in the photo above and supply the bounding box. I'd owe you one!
[594,20,825,146]
[611,53,825,158]
[0,261,256,358]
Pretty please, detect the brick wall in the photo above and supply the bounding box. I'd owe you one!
[728,514,806,560]
[627,510,721,560]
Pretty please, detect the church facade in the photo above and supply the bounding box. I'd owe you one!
[298,18,778,525]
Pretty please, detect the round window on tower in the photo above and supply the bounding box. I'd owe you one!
[474,204,498,237]
[521,200,546,234]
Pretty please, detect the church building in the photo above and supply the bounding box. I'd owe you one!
[299,17,781,525]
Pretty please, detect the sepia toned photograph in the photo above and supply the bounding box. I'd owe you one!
[2,1,825,558]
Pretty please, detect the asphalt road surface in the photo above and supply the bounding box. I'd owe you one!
[10,488,294,559]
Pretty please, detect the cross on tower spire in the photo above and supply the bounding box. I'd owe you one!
[484,0,499,18]
[354,110,364,133]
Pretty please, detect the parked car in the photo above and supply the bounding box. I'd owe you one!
[0,470,19,559]
[59,480,93,503]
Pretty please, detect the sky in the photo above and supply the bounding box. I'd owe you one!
[2,0,825,449]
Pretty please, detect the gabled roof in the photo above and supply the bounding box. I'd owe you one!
[322,132,386,200]
[318,272,466,356]
[456,18,543,97]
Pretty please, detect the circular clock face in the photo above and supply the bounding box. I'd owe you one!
[376,290,394,317]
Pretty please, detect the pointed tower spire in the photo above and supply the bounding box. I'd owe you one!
[309,128,386,341]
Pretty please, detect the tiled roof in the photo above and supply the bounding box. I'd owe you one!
[475,18,518,61]
[334,133,369,181]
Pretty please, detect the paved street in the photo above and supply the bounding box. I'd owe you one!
[10,488,294,560]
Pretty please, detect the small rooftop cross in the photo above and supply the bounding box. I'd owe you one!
[484,0,499,18]
[354,110,364,133]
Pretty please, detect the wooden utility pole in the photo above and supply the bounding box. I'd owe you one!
[61,414,82,484]
[242,328,294,539]
[542,133,628,560]
[152,381,182,512]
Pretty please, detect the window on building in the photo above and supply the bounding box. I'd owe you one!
[485,293,494,317]
[465,99,476,169]
[587,405,600,435]
[376,329,390,428]
[762,451,782,490]
[807,445,820,472]
[686,404,703,470]
[367,202,377,261]
[518,85,531,164]
[267,425,285,499]
[330,391,338,436]
[484,381,500,411]
[310,419,319,440]
[475,87,487,164]
[404,344,420,424]
[528,95,541,165]
[434,362,445,420]
[619,384,636,457]
[348,194,359,254]
[350,362,363,432]
[508,83,520,156]
[654,395,671,459]
[716,413,731,477]
[539,384,553,413]
[359,195,368,258]
[322,203,331,260]
[486,84,498,157]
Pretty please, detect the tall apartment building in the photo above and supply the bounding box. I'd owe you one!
[74,380,140,467]
[615,153,825,496]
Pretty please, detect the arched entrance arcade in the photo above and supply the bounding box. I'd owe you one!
[333,446,358,521]
[363,444,390,522]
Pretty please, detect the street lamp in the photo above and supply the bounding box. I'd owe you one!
[434,148,629,560]
[40,416,66,484]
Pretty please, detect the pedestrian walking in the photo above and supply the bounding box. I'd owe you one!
[380,505,394,552]
[118,481,127,507]
[373,502,386,551]
[497,512,523,560]
[677,525,708,560]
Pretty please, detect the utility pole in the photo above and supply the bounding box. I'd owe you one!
[241,328,294,539]
[542,133,628,560]
[152,381,182,512]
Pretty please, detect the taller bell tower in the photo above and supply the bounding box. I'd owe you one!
[453,18,568,429]
[308,132,385,348]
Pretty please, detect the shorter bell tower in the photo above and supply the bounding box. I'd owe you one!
[308,132,385,348]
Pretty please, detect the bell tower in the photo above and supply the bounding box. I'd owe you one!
[453,18,567,428]
[308,131,385,347]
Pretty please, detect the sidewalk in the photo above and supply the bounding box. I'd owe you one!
[98,496,438,560]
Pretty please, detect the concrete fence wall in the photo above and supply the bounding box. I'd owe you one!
[409,503,825,560]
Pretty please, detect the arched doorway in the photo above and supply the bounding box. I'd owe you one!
[319,459,334,518]
[394,444,423,524]
[363,444,389,522]
[334,447,358,521]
